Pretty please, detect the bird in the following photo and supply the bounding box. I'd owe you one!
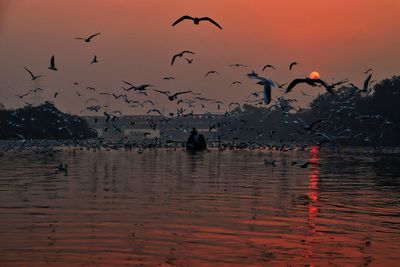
[15,92,30,99]
[205,70,220,77]
[48,55,57,71]
[286,78,336,94]
[146,109,162,115]
[248,73,276,104]
[361,74,373,93]
[230,81,242,86]
[171,51,195,66]
[185,58,193,64]
[75,32,101,43]
[289,62,298,70]
[24,67,44,80]
[154,89,192,101]
[262,64,276,71]
[230,63,247,67]
[91,55,98,64]
[172,16,222,29]
[163,76,175,80]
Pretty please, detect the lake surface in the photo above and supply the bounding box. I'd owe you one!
[0,148,399,266]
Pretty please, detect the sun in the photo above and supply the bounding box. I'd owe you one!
[309,71,320,79]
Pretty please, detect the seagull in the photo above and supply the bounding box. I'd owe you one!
[75,32,101,43]
[360,74,372,93]
[230,63,247,67]
[163,76,175,80]
[286,78,336,94]
[185,58,193,64]
[247,73,276,104]
[91,55,98,64]
[146,109,162,115]
[289,62,298,70]
[171,50,195,66]
[48,56,57,71]
[154,89,192,101]
[24,67,44,80]
[262,64,276,71]
[172,16,222,29]
[205,70,220,77]
[15,92,30,99]
[230,81,242,86]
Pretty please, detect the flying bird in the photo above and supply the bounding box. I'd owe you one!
[185,58,193,64]
[262,64,276,71]
[48,56,57,71]
[247,73,276,105]
[91,55,98,64]
[75,32,101,43]
[24,67,44,80]
[289,62,298,70]
[286,78,338,94]
[171,50,195,66]
[230,81,242,86]
[172,16,222,29]
[230,64,247,67]
[361,74,373,93]
[205,70,220,77]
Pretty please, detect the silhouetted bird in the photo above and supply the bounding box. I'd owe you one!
[24,67,44,80]
[289,62,298,70]
[75,32,101,43]
[48,56,57,71]
[171,51,195,66]
[172,16,222,29]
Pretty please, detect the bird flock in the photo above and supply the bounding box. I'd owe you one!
[7,13,387,159]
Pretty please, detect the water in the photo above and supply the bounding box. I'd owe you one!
[0,148,399,266]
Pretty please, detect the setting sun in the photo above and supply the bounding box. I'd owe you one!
[309,71,320,79]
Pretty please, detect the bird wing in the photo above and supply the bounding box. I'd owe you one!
[24,67,34,79]
[153,89,169,95]
[263,83,272,105]
[363,74,372,91]
[289,62,297,70]
[182,50,195,55]
[122,80,134,87]
[172,15,194,26]
[314,79,335,94]
[172,90,192,97]
[286,78,307,93]
[87,32,101,40]
[171,54,179,65]
[50,56,55,67]
[199,17,223,29]
[74,37,85,40]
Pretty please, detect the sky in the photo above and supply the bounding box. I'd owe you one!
[0,0,399,115]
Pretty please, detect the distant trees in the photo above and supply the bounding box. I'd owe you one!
[0,102,97,140]
[218,76,400,146]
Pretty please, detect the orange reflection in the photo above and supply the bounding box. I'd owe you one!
[305,146,320,265]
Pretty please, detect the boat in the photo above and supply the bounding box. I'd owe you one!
[186,128,207,151]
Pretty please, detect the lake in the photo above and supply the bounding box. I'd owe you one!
[0,148,399,266]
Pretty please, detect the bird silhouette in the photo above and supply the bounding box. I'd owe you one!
[24,67,44,80]
[171,51,195,66]
[75,32,101,43]
[289,62,298,70]
[48,56,57,71]
[172,16,222,29]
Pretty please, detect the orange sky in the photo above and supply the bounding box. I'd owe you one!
[0,0,399,114]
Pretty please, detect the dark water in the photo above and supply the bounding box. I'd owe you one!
[0,148,399,266]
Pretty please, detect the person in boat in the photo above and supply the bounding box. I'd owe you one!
[187,127,206,150]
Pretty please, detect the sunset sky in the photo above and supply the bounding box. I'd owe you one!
[0,0,399,114]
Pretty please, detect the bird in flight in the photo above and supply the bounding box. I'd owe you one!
[289,62,298,70]
[262,64,276,71]
[154,89,192,101]
[24,67,44,80]
[185,58,193,64]
[75,32,101,43]
[91,55,98,64]
[205,70,220,77]
[230,81,242,86]
[247,72,276,105]
[286,77,344,95]
[48,56,57,71]
[172,16,222,29]
[171,50,195,66]
[230,64,248,68]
